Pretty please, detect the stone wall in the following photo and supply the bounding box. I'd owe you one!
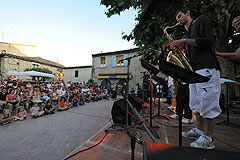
[0,42,36,57]
[0,56,61,81]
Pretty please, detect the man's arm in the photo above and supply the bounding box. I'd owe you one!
[170,38,198,49]
[216,47,240,60]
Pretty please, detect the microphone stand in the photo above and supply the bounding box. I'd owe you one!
[105,53,143,160]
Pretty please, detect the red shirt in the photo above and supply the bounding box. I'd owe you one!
[58,101,65,108]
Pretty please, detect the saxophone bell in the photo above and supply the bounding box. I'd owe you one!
[163,22,193,71]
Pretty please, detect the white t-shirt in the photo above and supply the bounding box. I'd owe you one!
[30,106,40,115]
[47,84,52,88]
[168,76,174,87]
[65,83,71,88]
[57,88,63,97]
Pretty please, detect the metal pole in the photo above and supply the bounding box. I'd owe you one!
[126,59,130,129]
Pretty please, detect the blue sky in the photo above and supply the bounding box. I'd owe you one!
[1,0,137,67]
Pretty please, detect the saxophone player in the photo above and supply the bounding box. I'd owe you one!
[170,8,221,149]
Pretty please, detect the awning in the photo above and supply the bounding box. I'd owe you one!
[96,75,132,79]
[7,71,55,78]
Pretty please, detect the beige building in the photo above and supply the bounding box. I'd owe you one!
[0,42,65,81]
[0,42,36,57]
[63,66,92,83]
[92,48,146,90]
[0,53,64,81]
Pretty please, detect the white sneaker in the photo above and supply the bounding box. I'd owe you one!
[169,113,178,119]
[182,118,194,124]
[190,134,215,149]
[167,105,173,112]
[182,128,202,139]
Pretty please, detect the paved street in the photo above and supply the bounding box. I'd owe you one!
[0,99,114,160]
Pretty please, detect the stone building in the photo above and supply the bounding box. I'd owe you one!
[0,42,36,57]
[0,53,64,81]
[92,48,146,90]
[63,66,92,83]
[0,42,64,81]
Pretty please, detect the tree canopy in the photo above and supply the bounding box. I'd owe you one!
[101,0,240,54]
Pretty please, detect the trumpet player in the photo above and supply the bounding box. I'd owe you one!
[170,8,221,149]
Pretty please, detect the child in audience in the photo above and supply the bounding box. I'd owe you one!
[85,92,90,103]
[30,103,44,118]
[14,106,27,120]
[79,93,85,105]
[65,98,72,108]
[57,98,68,111]
[44,100,55,115]
[72,95,79,107]
[0,109,14,125]
[91,92,98,102]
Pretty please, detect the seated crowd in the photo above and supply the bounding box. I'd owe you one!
[0,79,112,125]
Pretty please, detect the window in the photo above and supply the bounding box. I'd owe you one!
[100,57,105,68]
[75,70,78,77]
[32,62,40,69]
[97,56,108,68]
[116,55,124,67]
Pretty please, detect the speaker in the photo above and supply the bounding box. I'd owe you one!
[111,95,143,124]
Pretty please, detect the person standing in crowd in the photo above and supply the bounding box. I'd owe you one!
[170,8,221,149]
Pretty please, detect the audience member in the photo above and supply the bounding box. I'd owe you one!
[0,109,14,125]
[6,89,20,114]
[44,101,55,115]
[14,106,27,120]
[57,98,68,111]
[65,98,72,108]
[30,103,44,118]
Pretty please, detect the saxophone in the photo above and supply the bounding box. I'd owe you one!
[163,22,193,71]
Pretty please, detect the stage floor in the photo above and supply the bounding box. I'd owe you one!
[64,103,240,160]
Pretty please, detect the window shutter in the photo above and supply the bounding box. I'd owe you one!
[105,56,108,67]
[97,57,100,68]
[124,54,128,66]
[112,56,116,67]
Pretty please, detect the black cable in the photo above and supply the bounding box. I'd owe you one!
[126,128,143,145]
[64,131,109,160]
[134,129,143,139]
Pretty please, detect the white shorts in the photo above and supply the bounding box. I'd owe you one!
[189,68,221,118]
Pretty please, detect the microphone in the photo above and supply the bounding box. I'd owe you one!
[118,59,124,63]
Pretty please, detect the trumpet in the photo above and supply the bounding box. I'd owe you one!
[163,22,193,71]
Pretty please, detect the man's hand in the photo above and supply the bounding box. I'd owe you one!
[170,39,183,49]
[232,16,240,32]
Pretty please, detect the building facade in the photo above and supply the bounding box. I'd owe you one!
[63,66,92,83]
[0,42,36,57]
[0,53,64,81]
[92,48,146,90]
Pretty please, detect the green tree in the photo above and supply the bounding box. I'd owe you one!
[101,0,240,77]
[24,68,53,74]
